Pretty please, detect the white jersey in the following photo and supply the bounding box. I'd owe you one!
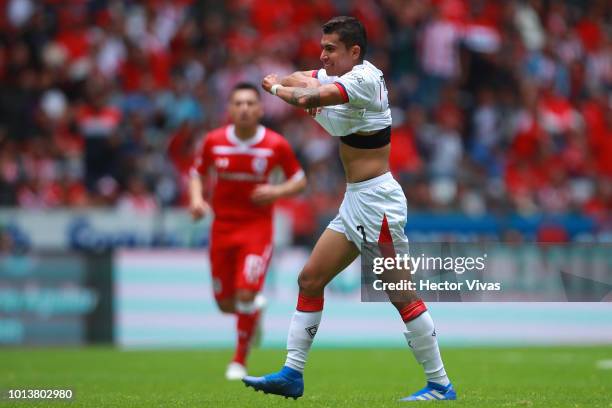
[314,60,392,136]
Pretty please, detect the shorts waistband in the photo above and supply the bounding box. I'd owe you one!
[346,172,394,192]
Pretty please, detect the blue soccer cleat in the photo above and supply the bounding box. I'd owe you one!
[242,366,304,400]
[400,381,457,401]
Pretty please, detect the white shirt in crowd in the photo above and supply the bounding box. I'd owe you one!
[420,19,461,79]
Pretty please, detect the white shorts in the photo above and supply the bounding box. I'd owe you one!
[327,172,409,251]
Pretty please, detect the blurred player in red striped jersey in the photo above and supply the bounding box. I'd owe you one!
[189,83,306,380]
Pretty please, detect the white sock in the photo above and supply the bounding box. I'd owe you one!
[284,310,322,373]
[404,311,450,386]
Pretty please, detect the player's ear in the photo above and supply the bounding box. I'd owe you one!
[350,45,361,61]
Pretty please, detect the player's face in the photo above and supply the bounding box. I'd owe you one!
[320,33,360,76]
[228,89,263,129]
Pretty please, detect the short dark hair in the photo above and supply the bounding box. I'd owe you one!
[230,82,260,99]
[322,16,367,60]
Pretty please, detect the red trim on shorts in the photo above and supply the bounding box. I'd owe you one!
[399,299,427,322]
[312,70,319,78]
[334,82,349,103]
[378,214,393,244]
[378,214,396,258]
[297,293,324,312]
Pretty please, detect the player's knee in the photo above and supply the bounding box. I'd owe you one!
[297,269,325,295]
[218,305,234,314]
[235,289,256,303]
[216,298,235,314]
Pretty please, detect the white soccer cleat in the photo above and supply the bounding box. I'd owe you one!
[225,362,247,380]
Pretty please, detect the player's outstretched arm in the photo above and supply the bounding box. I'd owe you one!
[279,71,320,88]
[262,74,345,109]
[188,174,211,220]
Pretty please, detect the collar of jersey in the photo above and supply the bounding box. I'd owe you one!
[226,125,265,147]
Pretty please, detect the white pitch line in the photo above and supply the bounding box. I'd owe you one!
[595,359,612,369]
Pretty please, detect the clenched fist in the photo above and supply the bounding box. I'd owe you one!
[251,184,282,205]
[190,198,211,221]
[262,74,279,94]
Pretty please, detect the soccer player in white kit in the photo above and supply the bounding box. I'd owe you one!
[243,16,456,401]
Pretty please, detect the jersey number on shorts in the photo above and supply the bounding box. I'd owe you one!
[356,225,367,243]
[244,254,265,284]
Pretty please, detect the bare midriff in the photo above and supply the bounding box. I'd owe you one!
[339,131,390,183]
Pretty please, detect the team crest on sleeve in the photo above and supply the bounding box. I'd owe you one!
[252,157,268,174]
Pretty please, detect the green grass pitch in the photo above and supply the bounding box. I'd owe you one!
[1,346,611,407]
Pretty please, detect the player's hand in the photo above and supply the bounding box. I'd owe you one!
[189,198,210,221]
[262,74,279,94]
[251,184,282,205]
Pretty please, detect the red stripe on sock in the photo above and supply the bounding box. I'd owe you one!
[399,300,427,322]
[296,293,324,312]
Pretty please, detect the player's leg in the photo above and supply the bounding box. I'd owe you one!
[361,177,454,400]
[210,226,250,380]
[375,251,451,393]
[231,281,269,370]
[216,298,235,314]
[378,263,451,392]
[242,228,359,399]
[382,239,454,400]
[285,228,359,372]
[393,292,455,400]
[231,288,261,371]
[229,228,273,378]
[376,214,450,389]
[209,235,238,313]
[225,288,262,380]
[235,288,266,348]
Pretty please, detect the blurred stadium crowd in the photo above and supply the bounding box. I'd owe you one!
[0,0,611,241]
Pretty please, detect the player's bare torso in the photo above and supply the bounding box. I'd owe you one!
[339,141,390,183]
